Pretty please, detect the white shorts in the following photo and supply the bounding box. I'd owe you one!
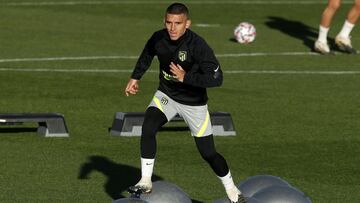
[148,90,213,137]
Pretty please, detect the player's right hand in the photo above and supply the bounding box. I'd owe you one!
[125,79,139,96]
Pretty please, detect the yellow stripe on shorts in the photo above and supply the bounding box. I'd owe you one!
[196,111,210,137]
[153,97,164,112]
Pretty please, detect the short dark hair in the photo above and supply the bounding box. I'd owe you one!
[166,3,189,17]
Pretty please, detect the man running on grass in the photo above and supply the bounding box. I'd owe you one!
[124,3,246,203]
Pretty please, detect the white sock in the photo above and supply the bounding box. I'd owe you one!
[218,171,237,191]
[140,157,154,182]
[318,25,329,43]
[338,20,355,38]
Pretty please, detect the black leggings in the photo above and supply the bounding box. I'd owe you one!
[140,107,168,159]
[141,107,230,177]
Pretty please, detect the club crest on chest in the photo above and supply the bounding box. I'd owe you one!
[178,51,187,62]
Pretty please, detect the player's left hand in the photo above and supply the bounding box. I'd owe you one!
[169,62,185,82]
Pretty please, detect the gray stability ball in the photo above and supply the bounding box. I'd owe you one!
[140,181,192,203]
[238,175,291,197]
[252,185,312,203]
[213,196,261,203]
[112,198,149,203]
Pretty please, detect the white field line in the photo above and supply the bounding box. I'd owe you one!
[216,52,319,57]
[0,68,359,75]
[0,52,319,63]
[0,68,134,73]
[194,24,221,27]
[0,55,138,63]
[0,1,354,6]
[0,119,7,123]
[224,70,360,75]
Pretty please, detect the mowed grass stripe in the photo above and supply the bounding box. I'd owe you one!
[1,0,355,6]
[0,52,327,63]
[1,67,360,75]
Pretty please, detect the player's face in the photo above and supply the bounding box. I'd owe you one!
[164,13,191,41]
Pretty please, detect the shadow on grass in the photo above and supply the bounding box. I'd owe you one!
[265,16,336,51]
[0,127,37,133]
[78,155,160,199]
[78,155,204,202]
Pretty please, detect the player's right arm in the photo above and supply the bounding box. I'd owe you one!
[131,32,158,80]
[125,78,139,96]
[125,32,158,96]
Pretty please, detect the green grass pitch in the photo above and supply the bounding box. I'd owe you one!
[1,0,360,202]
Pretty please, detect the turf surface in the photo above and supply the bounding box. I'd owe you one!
[0,0,359,202]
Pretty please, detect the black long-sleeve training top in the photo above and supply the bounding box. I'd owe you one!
[131,29,223,106]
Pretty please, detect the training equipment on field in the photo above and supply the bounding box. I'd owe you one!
[213,175,312,203]
[238,175,291,197]
[252,185,311,203]
[234,22,256,44]
[213,196,261,203]
[110,112,236,136]
[134,181,192,203]
[112,198,149,203]
[0,113,69,137]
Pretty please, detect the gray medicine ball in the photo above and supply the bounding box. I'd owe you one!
[112,197,149,203]
[238,175,291,197]
[140,181,192,203]
[252,185,312,203]
[213,196,261,203]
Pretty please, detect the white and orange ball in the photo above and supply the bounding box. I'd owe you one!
[234,22,256,44]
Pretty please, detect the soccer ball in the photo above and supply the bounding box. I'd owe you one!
[234,22,256,44]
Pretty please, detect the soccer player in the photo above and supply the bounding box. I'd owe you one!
[124,3,246,203]
[314,0,359,54]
